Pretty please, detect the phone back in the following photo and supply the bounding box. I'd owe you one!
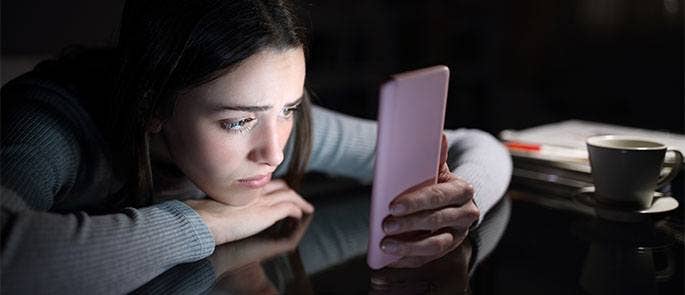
[367,65,450,269]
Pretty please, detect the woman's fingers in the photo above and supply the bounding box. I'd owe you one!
[188,179,314,245]
[265,187,314,214]
[265,201,305,221]
[383,202,479,235]
[227,199,309,242]
[438,163,453,183]
[389,177,474,217]
[439,133,448,166]
[262,179,289,194]
[377,141,480,269]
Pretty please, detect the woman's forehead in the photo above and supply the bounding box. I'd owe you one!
[191,47,306,107]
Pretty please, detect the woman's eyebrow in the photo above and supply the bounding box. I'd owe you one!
[285,95,304,108]
[210,94,304,113]
[210,104,271,113]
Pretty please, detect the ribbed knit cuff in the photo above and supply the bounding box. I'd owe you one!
[452,163,498,226]
[445,129,512,226]
[154,201,215,260]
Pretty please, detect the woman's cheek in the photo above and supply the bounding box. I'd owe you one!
[198,130,247,177]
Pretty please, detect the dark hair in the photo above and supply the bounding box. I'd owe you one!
[111,0,311,207]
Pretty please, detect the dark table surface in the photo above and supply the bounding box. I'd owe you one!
[133,178,684,294]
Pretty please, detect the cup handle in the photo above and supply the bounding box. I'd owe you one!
[656,150,683,189]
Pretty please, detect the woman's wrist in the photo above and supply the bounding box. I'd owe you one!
[185,200,221,245]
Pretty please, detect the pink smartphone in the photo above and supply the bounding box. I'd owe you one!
[367,65,450,269]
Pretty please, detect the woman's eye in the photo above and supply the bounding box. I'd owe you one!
[282,105,299,118]
[221,117,255,132]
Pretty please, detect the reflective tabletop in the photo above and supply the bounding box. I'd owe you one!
[133,177,683,294]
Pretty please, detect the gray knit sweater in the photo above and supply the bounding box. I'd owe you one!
[0,73,511,294]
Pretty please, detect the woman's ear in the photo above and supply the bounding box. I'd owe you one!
[146,118,163,133]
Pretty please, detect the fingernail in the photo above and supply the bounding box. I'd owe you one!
[389,204,406,215]
[381,240,400,253]
[383,221,400,234]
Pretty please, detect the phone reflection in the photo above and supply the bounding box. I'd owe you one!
[369,239,472,295]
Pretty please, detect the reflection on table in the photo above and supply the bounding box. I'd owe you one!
[132,181,682,295]
[472,190,682,295]
[132,178,511,294]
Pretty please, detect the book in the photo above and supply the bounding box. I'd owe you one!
[499,120,684,206]
[500,120,685,165]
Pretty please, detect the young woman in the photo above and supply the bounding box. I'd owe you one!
[0,0,511,293]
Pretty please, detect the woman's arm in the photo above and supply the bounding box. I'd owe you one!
[302,105,378,181]
[444,128,513,223]
[1,188,214,294]
[1,92,214,294]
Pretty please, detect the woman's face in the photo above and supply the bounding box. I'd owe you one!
[160,47,305,205]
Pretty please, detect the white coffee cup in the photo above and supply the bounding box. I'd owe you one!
[586,135,683,209]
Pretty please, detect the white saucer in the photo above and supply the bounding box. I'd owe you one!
[573,187,679,222]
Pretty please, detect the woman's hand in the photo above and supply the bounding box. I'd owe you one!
[381,135,480,268]
[186,179,314,245]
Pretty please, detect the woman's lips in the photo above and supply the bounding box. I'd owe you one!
[236,173,272,189]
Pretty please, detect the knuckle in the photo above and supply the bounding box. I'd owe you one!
[467,203,480,220]
[463,184,475,197]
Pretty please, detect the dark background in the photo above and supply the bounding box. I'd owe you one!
[2,0,684,135]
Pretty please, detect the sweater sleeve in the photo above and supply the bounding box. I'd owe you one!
[0,188,214,294]
[1,93,215,294]
[444,128,513,222]
[1,99,81,209]
[301,105,512,220]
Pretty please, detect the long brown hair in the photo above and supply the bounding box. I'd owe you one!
[111,0,311,207]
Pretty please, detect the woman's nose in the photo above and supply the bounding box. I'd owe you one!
[247,120,285,167]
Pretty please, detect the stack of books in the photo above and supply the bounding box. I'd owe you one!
[503,141,592,198]
[499,120,685,210]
